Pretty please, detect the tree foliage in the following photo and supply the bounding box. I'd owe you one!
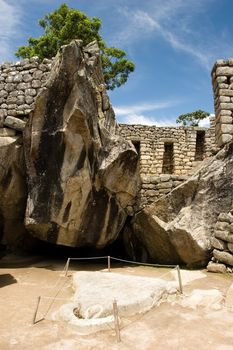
[176,110,210,126]
[15,3,135,90]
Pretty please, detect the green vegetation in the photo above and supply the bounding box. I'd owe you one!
[176,110,210,126]
[15,3,135,90]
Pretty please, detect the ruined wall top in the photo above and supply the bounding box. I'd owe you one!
[212,59,233,147]
[0,57,53,128]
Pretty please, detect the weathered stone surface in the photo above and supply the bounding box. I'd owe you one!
[215,230,233,243]
[218,212,233,223]
[213,249,233,267]
[0,128,16,137]
[227,243,233,253]
[0,136,28,249]
[216,67,233,76]
[212,237,228,251]
[207,262,227,273]
[24,40,139,248]
[4,116,26,131]
[218,134,232,147]
[127,142,233,267]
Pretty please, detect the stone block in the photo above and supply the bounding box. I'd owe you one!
[219,96,231,102]
[216,76,227,83]
[158,188,171,194]
[212,237,228,250]
[215,221,230,231]
[145,190,157,197]
[32,80,41,88]
[213,249,233,267]
[4,116,26,131]
[218,83,229,89]
[220,103,233,110]
[217,134,232,147]
[160,174,171,182]
[216,115,233,124]
[220,124,233,134]
[207,262,227,273]
[215,230,233,243]
[216,66,233,76]
[13,74,23,83]
[218,89,233,97]
[150,176,161,184]
[218,212,233,224]
[0,127,16,137]
[157,181,173,189]
[25,88,37,96]
[228,243,233,253]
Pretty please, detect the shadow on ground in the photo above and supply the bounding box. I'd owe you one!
[0,273,17,288]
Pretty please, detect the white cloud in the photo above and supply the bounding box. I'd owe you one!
[114,101,175,116]
[0,0,22,61]
[114,100,178,126]
[122,113,176,126]
[115,0,231,70]
[123,113,156,125]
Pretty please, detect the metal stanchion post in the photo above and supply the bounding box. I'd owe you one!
[65,258,70,277]
[108,256,111,272]
[177,265,183,294]
[113,299,121,343]
[33,296,41,324]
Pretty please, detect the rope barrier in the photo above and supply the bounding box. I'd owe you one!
[33,255,182,324]
[110,256,177,268]
[63,255,178,276]
[67,256,108,260]
[42,277,70,321]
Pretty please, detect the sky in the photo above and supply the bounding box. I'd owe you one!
[1,0,233,126]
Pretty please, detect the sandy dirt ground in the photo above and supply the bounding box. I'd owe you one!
[0,256,233,350]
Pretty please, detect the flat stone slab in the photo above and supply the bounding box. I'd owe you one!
[55,271,178,334]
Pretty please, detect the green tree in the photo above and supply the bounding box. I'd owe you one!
[15,3,135,90]
[176,110,210,126]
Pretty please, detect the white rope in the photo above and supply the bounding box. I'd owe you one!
[109,256,177,268]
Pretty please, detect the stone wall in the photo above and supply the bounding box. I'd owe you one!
[118,123,216,206]
[207,211,233,273]
[0,57,52,133]
[212,59,233,147]
[0,55,217,207]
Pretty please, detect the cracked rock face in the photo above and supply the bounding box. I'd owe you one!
[23,40,139,248]
[0,136,28,249]
[127,142,233,267]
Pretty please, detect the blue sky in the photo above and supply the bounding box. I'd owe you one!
[1,0,233,126]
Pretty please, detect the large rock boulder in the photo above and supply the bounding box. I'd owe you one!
[127,142,233,267]
[0,135,28,249]
[24,40,139,248]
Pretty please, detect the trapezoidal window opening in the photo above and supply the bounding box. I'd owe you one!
[195,130,205,161]
[162,142,174,174]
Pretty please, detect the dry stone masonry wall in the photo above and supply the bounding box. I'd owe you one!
[0,54,218,208]
[207,211,233,273]
[0,57,52,133]
[119,123,215,206]
[212,59,233,147]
